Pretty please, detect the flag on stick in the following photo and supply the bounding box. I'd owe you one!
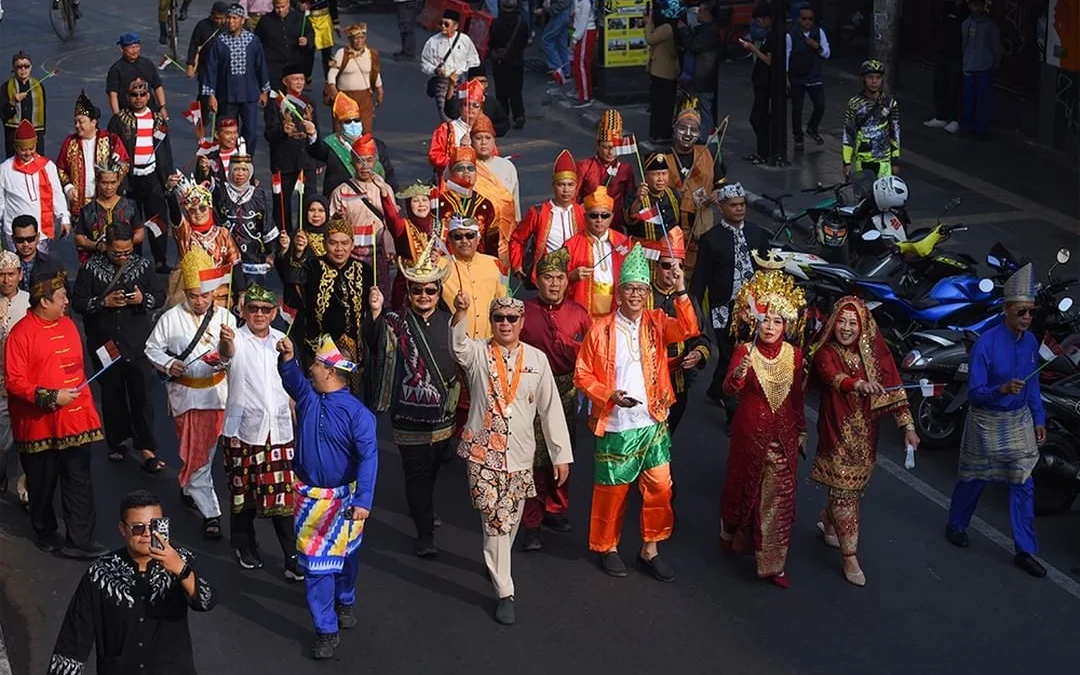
[182,101,202,125]
[636,205,663,225]
[1039,335,1064,362]
[353,223,375,247]
[198,266,230,293]
[612,134,637,156]
[271,172,282,194]
[143,215,166,238]
[77,341,122,391]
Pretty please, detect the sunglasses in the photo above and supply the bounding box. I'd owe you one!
[245,304,275,314]
[12,235,36,244]
[491,313,520,324]
[450,232,477,241]
[128,91,150,98]
[1015,307,1036,317]
[659,261,682,270]
[588,212,612,220]
[451,164,477,173]
[126,522,151,535]
[441,20,454,26]
[189,204,210,213]
[14,64,31,70]
[109,249,134,258]
[409,286,439,296]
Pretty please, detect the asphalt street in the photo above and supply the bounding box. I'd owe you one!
[0,6,1078,675]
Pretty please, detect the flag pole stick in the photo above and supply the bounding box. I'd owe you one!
[1024,355,1060,382]
[76,359,121,391]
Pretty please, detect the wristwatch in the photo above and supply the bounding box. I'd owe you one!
[176,564,193,581]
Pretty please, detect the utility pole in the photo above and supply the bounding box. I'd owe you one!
[768,0,788,166]
[871,0,901,93]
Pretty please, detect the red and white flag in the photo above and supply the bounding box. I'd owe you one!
[295,170,306,195]
[95,341,121,368]
[746,290,768,323]
[636,205,663,225]
[1039,334,1064,362]
[919,380,947,397]
[143,214,166,238]
[271,172,282,194]
[353,223,375,247]
[197,138,219,156]
[612,134,637,156]
[182,101,201,126]
[279,302,297,327]
[157,56,170,71]
[198,266,230,293]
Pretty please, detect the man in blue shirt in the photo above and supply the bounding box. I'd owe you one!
[945,263,1047,578]
[201,3,271,153]
[277,333,379,659]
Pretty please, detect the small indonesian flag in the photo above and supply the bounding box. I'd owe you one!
[95,341,121,368]
[1039,334,1064,362]
[197,138,219,156]
[182,101,201,126]
[918,379,946,397]
[279,302,298,327]
[612,134,638,156]
[157,56,170,71]
[639,245,661,261]
[445,179,471,196]
[271,172,282,194]
[353,223,375,247]
[201,351,223,367]
[295,170,306,195]
[144,214,166,238]
[198,266,230,293]
[636,205,663,225]
[747,290,768,323]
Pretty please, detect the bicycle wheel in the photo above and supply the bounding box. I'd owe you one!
[49,0,76,42]
[168,4,179,61]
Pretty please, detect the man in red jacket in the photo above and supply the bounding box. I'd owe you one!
[510,150,584,284]
[5,269,107,558]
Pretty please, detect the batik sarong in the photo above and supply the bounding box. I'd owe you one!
[223,437,296,517]
[958,406,1039,484]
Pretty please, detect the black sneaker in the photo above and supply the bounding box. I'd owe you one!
[61,542,109,559]
[234,547,263,570]
[494,596,515,625]
[312,632,339,659]
[944,525,969,548]
[794,141,805,152]
[336,603,358,629]
[73,4,82,19]
[807,131,824,144]
[36,533,62,553]
[522,528,543,552]
[284,555,305,581]
[414,534,438,558]
[542,513,572,533]
[513,116,525,130]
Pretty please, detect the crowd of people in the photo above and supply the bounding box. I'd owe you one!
[0,1,1050,671]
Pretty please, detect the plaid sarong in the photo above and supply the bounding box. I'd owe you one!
[294,480,363,575]
[958,406,1039,484]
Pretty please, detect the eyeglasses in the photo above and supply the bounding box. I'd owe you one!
[128,91,150,98]
[450,232,477,241]
[1015,307,1036,317]
[126,522,150,536]
[189,204,210,213]
[245,304,275,314]
[409,286,440,296]
[588,212,612,220]
[12,235,36,244]
[491,313,520,324]
[623,286,650,296]
[451,164,477,173]
[659,261,682,270]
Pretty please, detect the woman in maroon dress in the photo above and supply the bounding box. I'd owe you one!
[809,296,919,587]
[719,270,807,588]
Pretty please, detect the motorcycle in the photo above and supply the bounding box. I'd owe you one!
[1033,371,1080,515]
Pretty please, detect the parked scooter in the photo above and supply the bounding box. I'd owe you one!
[1034,371,1080,515]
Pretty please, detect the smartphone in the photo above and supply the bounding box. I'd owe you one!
[623,396,642,406]
[150,517,170,551]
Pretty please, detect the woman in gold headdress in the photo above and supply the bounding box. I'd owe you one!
[719,270,807,588]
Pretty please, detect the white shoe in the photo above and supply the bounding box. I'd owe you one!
[944,121,960,133]
[923,118,948,128]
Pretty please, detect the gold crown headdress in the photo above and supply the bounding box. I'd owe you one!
[731,270,807,340]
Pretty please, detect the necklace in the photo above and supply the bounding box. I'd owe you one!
[750,342,794,413]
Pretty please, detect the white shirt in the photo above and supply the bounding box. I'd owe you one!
[0,289,30,397]
[589,231,613,285]
[482,156,521,220]
[145,303,236,415]
[420,31,481,78]
[76,137,95,200]
[606,310,656,432]
[0,156,72,245]
[450,118,470,146]
[572,0,596,41]
[222,325,294,445]
[545,202,575,253]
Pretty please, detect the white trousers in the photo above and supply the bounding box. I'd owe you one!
[183,445,221,518]
[481,515,522,599]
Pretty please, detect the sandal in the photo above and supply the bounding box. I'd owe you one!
[140,450,166,474]
[751,155,769,165]
[742,153,762,162]
[108,451,126,462]
[203,517,222,540]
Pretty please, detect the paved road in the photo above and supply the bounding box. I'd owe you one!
[1,7,1078,675]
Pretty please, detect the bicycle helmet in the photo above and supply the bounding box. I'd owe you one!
[872,176,909,211]
[815,212,848,249]
[860,59,885,76]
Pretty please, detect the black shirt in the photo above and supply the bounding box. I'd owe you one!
[70,254,164,361]
[19,251,65,293]
[751,35,777,89]
[49,547,216,675]
[106,57,165,106]
[254,9,313,81]
[186,17,223,83]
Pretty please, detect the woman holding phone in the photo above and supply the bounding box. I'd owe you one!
[739,4,776,165]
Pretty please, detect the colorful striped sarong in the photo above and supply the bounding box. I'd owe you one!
[294,480,363,575]
[958,406,1039,484]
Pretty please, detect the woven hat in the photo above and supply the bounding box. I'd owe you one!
[596,109,624,143]
[1003,263,1036,303]
[618,243,651,287]
[178,245,215,291]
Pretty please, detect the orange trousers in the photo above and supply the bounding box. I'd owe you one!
[588,464,674,552]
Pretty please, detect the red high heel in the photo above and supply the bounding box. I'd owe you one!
[768,572,789,589]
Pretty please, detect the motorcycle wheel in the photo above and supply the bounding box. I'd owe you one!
[911,388,962,449]
[1033,432,1080,516]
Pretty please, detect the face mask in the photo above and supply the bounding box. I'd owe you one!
[342,121,363,139]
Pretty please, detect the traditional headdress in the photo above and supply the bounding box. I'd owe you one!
[717,182,746,201]
[552,149,576,183]
[731,270,807,339]
[596,108,624,143]
[326,213,352,238]
[351,133,377,158]
[175,174,213,211]
[751,247,786,270]
[127,78,149,95]
[178,245,215,291]
[315,334,358,372]
[345,23,368,36]
[448,215,480,232]
[0,251,19,270]
[29,270,67,304]
[230,139,252,165]
[1003,263,1036,303]
[642,227,685,261]
[332,91,361,123]
[471,113,495,136]
[244,284,277,305]
[216,117,238,131]
[94,154,125,177]
[644,152,668,172]
[583,185,615,211]
[226,2,247,17]
[13,120,37,150]
[448,145,476,166]
[74,90,100,121]
[808,296,907,411]
[398,231,452,284]
[536,247,570,275]
[282,64,306,79]
[674,95,702,125]
[396,179,434,200]
[458,79,485,104]
[618,243,651,287]
[490,297,525,315]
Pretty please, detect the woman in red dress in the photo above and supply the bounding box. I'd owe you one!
[809,296,919,586]
[719,270,807,588]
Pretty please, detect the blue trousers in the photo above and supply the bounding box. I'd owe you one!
[946,477,1037,554]
[962,69,993,135]
[304,550,360,635]
[220,101,260,154]
[542,8,570,79]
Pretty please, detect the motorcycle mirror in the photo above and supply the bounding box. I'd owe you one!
[862,229,882,242]
[978,278,994,293]
[1059,297,1074,313]
[986,254,1001,268]
[1056,248,1071,265]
